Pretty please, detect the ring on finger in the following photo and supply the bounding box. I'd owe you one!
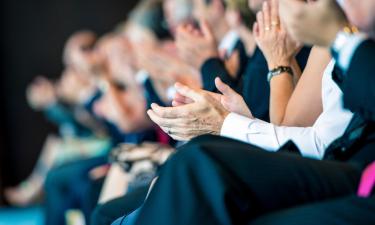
[265,26,271,31]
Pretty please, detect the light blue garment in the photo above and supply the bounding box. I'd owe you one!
[0,207,44,225]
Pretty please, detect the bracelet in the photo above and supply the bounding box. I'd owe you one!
[267,66,294,83]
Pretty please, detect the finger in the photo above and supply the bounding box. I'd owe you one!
[270,0,280,29]
[160,126,194,141]
[215,77,237,97]
[150,103,190,118]
[256,11,264,37]
[174,82,204,102]
[172,100,186,107]
[253,22,260,38]
[174,92,194,104]
[147,109,185,128]
[263,1,271,31]
[199,19,214,41]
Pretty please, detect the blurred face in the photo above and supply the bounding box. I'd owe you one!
[248,0,266,12]
[342,0,375,33]
[163,0,193,33]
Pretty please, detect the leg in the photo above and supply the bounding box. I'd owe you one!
[91,185,149,225]
[250,195,375,225]
[5,135,60,206]
[135,135,362,225]
[44,156,107,225]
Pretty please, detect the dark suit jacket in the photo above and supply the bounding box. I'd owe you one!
[325,39,375,167]
[341,40,375,121]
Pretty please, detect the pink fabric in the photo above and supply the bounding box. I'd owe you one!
[357,162,375,198]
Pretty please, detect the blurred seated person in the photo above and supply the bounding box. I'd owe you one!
[175,0,311,121]
[148,0,352,159]
[113,1,375,224]
[5,54,111,206]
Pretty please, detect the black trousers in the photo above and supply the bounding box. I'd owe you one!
[91,185,149,225]
[250,195,375,225]
[134,135,363,225]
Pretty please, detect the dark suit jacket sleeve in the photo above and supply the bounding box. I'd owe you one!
[200,58,236,92]
[200,40,248,92]
[342,40,375,121]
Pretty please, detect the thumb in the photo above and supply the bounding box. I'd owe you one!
[175,82,204,102]
[215,77,236,98]
[199,19,214,40]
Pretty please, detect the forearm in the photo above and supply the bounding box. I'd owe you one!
[221,113,339,159]
[281,47,330,127]
[269,71,295,125]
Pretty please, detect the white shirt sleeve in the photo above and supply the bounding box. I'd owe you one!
[221,113,328,159]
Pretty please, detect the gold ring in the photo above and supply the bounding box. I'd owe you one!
[271,21,279,26]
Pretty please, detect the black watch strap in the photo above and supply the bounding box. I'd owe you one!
[267,66,294,83]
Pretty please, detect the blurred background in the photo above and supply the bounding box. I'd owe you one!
[0,0,137,209]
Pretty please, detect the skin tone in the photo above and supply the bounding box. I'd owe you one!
[147,81,231,141]
[147,0,333,139]
[175,19,219,70]
[92,34,153,133]
[192,0,230,42]
[342,0,375,36]
[147,77,252,141]
[279,0,348,47]
[63,31,104,76]
[26,76,57,110]
[253,0,302,125]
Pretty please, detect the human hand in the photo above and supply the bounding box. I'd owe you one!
[215,78,253,118]
[147,83,229,141]
[254,0,301,69]
[176,19,219,69]
[135,42,201,87]
[279,0,347,47]
[56,68,96,104]
[171,77,253,118]
[63,31,104,76]
[93,83,150,133]
[26,76,57,110]
[96,34,138,88]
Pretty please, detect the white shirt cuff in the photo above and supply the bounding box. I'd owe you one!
[220,113,280,151]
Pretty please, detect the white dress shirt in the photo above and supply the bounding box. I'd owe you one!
[220,61,354,159]
[331,32,366,72]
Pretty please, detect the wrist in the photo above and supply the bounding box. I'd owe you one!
[267,59,292,70]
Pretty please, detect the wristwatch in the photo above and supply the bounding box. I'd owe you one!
[267,66,294,83]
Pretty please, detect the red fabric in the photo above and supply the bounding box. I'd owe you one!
[156,127,170,145]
